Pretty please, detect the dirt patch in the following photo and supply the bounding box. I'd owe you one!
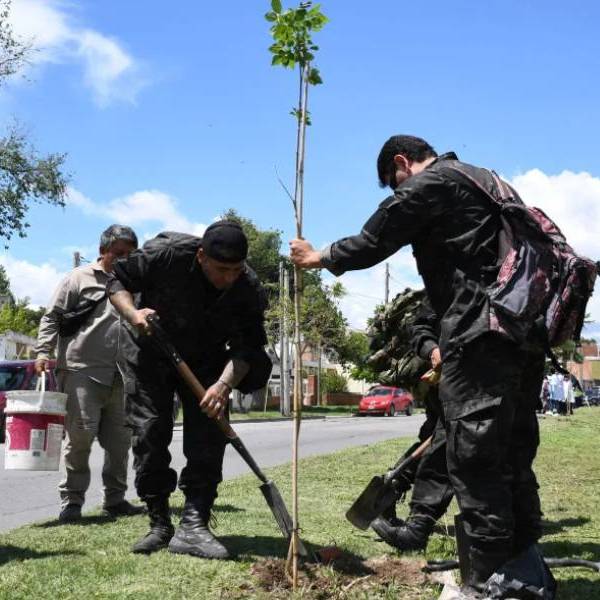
[251,554,438,599]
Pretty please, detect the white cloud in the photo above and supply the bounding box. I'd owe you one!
[0,254,65,307]
[326,169,600,334]
[10,0,146,106]
[325,247,420,329]
[66,186,99,215]
[65,186,207,238]
[107,191,207,236]
[508,169,600,261]
[11,0,70,53]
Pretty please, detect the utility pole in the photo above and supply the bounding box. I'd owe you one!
[316,342,322,406]
[73,251,81,268]
[384,262,390,304]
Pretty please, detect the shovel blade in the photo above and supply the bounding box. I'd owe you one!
[260,480,311,559]
[345,475,398,530]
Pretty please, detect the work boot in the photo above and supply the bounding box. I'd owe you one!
[371,514,434,552]
[102,500,146,518]
[168,497,229,559]
[380,503,406,528]
[132,497,174,554]
[59,503,82,524]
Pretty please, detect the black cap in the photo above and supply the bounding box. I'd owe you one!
[202,220,248,263]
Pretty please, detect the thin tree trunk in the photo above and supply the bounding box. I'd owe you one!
[317,341,322,407]
[279,261,285,416]
[289,61,310,590]
[283,268,291,416]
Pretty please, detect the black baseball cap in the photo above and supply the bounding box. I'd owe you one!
[202,220,248,263]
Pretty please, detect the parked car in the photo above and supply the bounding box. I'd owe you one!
[357,386,414,417]
[0,360,58,443]
[586,387,600,406]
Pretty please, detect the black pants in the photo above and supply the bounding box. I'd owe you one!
[401,388,453,521]
[410,417,454,521]
[125,355,228,502]
[439,333,545,571]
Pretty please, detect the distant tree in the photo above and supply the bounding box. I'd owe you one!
[553,340,583,367]
[0,1,69,242]
[0,298,44,337]
[337,329,380,383]
[267,276,350,358]
[0,263,12,298]
[0,0,29,82]
[300,279,346,353]
[221,208,283,286]
[320,370,347,394]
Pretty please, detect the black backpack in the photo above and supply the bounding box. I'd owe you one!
[449,166,598,348]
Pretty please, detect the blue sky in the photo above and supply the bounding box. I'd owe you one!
[3,0,600,334]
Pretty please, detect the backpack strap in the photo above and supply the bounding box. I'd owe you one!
[444,165,506,206]
[445,165,517,263]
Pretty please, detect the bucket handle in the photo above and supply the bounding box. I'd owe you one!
[35,370,47,393]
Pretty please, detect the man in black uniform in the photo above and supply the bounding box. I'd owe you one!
[372,298,454,553]
[290,136,549,597]
[108,221,271,558]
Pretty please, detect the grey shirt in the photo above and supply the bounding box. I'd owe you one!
[35,262,121,386]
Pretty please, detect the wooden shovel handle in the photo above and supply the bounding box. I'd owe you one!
[384,435,433,484]
[410,435,432,460]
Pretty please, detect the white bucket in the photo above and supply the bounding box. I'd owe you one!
[4,372,68,471]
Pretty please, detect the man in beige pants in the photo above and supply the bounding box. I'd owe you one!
[35,225,144,523]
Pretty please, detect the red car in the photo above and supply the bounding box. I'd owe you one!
[0,360,58,443]
[357,386,414,417]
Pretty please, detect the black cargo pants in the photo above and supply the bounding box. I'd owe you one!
[125,353,229,503]
[439,332,545,574]
[407,388,454,521]
[124,344,272,504]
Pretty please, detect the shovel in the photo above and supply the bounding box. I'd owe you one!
[346,435,432,530]
[145,313,312,560]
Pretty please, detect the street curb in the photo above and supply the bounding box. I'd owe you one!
[173,415,352,427]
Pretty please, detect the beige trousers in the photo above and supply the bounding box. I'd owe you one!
[58,371,131,508]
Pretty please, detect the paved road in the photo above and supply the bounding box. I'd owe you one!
[0,414,423,533]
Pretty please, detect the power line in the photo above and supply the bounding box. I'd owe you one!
[344,291,385,301]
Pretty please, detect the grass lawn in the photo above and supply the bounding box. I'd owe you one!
[1,409,599,599]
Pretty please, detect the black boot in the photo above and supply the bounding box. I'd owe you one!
[168,497,229,559]
[371,514,434,552]
[132,497,174,554]
[380,503,406,528]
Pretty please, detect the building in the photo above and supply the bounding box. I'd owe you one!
[567,341,600,390]
[0,331,37,360]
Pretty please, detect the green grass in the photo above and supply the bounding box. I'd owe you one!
[1,409,599,599]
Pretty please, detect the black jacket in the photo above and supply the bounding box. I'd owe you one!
[410,296,440,362]
[108,232,269,369]
[321,153,525,355]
